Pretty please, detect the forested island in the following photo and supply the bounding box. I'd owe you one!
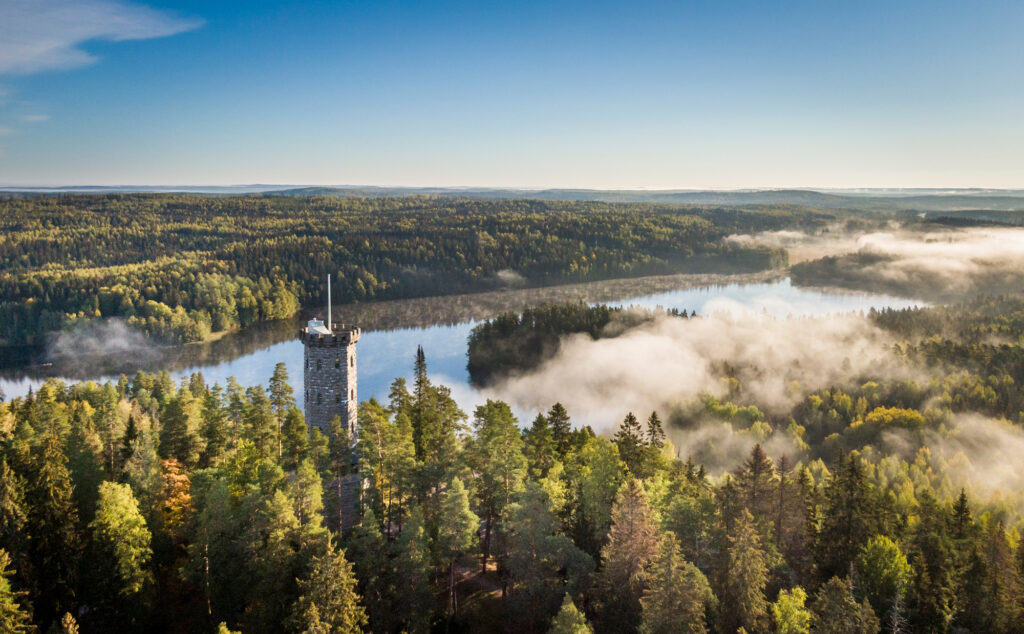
[467,302,691,386]
[2,294,1024,632]
[0,194,799,349]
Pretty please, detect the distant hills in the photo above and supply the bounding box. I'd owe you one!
[4,184,1024,213]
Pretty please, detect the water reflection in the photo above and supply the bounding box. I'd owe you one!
[0,273,922,403]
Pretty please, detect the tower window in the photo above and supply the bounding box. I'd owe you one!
[351,388,355,400]
[335,393,341,404]
[316,392,322,405]
[335,357,340,369]
[350,356,354,368]
[316,359,322,371]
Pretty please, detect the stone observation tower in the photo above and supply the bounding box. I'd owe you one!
[298,274,361,437]
[299,275,361,534]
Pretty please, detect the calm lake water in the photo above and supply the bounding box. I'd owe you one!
[0,276,922,406]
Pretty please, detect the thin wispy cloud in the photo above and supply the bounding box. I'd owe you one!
[0,0,203,76]
[21,114,50,123]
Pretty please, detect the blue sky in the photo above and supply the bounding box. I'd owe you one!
[1,0,1022,188]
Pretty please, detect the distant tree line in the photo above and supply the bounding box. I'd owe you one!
[0,194,799,346]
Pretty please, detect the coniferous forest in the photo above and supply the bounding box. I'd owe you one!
[0,194,796,347]
[2,295,1024,633]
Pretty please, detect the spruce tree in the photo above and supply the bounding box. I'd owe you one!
[613,412,645,476]
[639,534,714,634]
[645,411,665,449]
[0,549,32,634]
[547,403,572,455]
[28,429,81,621]
[290,537,367,634]
[721,509,769,634]
[524,413,556,478]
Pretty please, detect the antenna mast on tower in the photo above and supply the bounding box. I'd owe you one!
[327,274,332,331]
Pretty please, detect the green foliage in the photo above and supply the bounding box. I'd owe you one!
[771,586,811,634]
[810,577,879,634]
[89,482,153,597]
[0,549,33,634]
[289,537,367,634]
[0,194,790,346]
[854,535,911,626]
[639,534,714,634]
[549,594,593,634]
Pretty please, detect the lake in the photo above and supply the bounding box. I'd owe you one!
[0,274,922,409]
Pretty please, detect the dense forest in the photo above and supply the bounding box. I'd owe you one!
[0,194,801,347]
[467,302,691,386]
[2,296,1024,632]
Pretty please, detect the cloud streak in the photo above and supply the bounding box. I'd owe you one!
[0,0,203,75]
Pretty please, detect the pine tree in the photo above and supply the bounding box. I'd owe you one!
[436,478,479,628]
[639,534,714,634]
[505,483,594,631]
[281,407,309,472]
[549,594,593,634]
[290,537,367,634]
[467,400,527,572]
[268,362,295,458]
[721,509,769,634]
[393,506,434,633]
[597,479,659,632]
[0,549,33,634]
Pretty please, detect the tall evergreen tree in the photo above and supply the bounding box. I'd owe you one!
[467,400,527,571]
[436,478,479,629]
[639,534,714,634]
[0,549,32,634]
[810,576,879,634]
[613,413,645,476]
[523,413,556,479]
[28,428,81,622]
[645,411,665,449]
[268,362,295,458]
[547,403,572,455]
[721,509,769,634]
[597,479,659,633]
[289,537,367,634]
